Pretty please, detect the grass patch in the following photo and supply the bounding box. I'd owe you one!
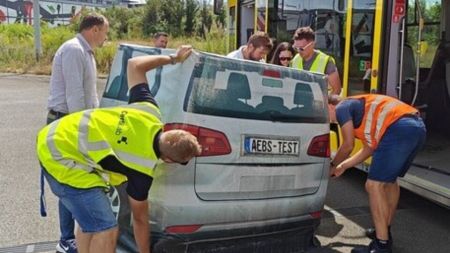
[0,24,228,75]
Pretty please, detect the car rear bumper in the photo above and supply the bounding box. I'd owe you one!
[118,217,320,253]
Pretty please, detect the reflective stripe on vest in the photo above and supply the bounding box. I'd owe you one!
[42,102,162,187]
[46,120,94,173]
[352,94,418,149]
[77,109,158,170]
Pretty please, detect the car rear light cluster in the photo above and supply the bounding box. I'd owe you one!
[307,134,330,158]
[164,123,232,157]
[310,210,322,219]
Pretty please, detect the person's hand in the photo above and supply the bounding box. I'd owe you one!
[329,165,337,177]
[331,163,348,178]
[174,45,193,63]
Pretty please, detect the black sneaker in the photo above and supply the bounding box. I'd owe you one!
[365,228,393,244]
[365,227,376,240]
[351,240,392,253]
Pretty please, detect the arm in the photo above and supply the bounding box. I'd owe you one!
[98,156,153,252]
[129,197,150,253]
[325,58,341,95]
[330,120,354,177]
[127,45,193,90]
[328,71,341,95]
[335,143,373,176]
[62,47,87,112]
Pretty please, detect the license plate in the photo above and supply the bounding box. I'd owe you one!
[243,137,300,155]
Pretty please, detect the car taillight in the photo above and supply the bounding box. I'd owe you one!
[307,134,330,158]
[165,224,202,234]
[164,123,232,157]
[310,210,322,219]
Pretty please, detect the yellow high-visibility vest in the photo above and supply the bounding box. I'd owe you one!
[291,50,334,74]
[37,102,162,189]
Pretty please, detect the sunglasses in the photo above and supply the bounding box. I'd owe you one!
[279,57,292,61]
[294,41,314,52]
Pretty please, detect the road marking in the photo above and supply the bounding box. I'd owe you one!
[25,245,34,253]
[324,205,346,217]
[0,241,57,253]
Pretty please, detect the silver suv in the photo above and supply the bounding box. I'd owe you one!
[101,44,330,252]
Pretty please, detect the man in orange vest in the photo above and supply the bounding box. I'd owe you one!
[329,94,426,253]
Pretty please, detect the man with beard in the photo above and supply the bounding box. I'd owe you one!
[227,31,273,62]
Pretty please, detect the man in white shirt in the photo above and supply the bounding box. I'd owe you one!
[45,13,109,253]
[227,31,273,62]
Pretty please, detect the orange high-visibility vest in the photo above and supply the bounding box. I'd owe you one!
[350,94,418,149]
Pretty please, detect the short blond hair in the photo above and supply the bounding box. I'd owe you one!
[160,130,202,162]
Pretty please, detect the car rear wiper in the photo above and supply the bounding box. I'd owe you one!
[266,113,299,122]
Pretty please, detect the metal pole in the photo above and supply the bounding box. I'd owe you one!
[33,0,42,61]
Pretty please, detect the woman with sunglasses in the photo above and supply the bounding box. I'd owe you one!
[270,42,295,67]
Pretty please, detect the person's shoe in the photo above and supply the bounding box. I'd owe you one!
[56,239,77,253]
[351,240,392,253]
[365,227,393,244]
[365,227,376,240]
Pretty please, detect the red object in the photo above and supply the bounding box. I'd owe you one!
[165,224,202,234]
[307,134,330,158]
[393,0,406,23]
[310,210,322,219]
[24,1,33,25]
[262,69,281,78]
[164,123,232,157]
[0,10,6,22]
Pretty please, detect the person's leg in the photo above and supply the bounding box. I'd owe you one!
[89,227,119,253]
[366,179,390,241]
[61,186,118,253]
[46,112,76,252]
[385,181,400,226]
[43,169,118,253]
[59,201,75,240]
[76,228,92,253]
[42,169,78,252]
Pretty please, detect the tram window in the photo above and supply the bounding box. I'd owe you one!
[406,0,441,68]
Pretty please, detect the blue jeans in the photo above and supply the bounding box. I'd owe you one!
[369,116,426,182]
[42,169,118,233]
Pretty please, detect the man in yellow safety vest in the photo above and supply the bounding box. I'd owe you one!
[291,27,342,121]
[36,45,201,253]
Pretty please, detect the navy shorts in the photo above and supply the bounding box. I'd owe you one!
[368,116,426,183]
[43,170,118,233]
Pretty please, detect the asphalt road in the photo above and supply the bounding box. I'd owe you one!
[0,74,448,253]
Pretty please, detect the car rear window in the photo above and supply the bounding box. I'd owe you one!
[185,55,328,123]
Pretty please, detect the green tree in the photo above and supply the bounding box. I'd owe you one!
[197,0,213,38]
[101,6,135,40]
[142,0,167,36]
[161,0,184,36]
[215,5,226,29]
[184,0,199,35]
